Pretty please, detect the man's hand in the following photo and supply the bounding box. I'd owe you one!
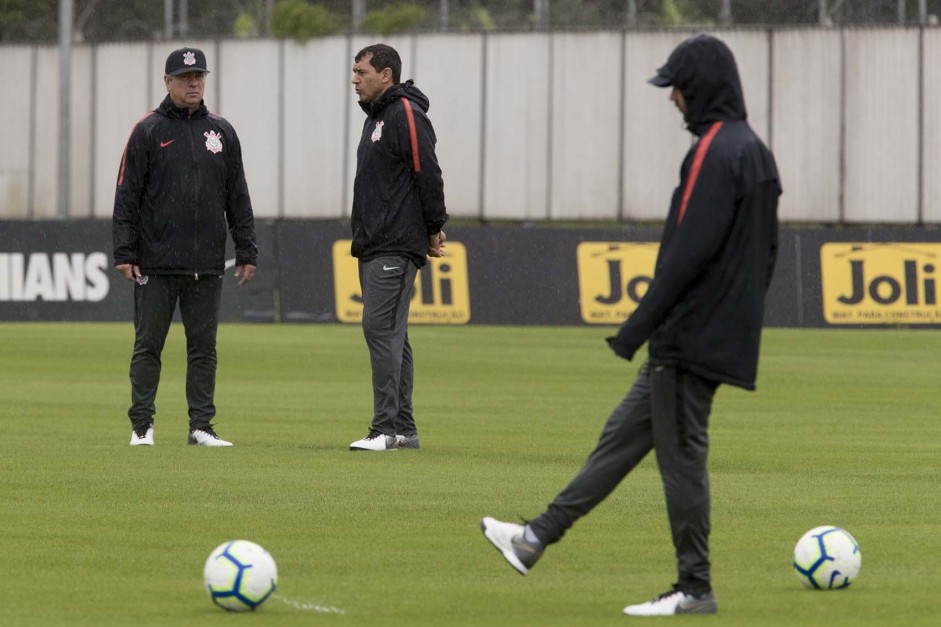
[234,264,256,287]
[115,264,141,282]
[428,230,447,258]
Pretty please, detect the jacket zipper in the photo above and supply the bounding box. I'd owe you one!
[189,115,200,280]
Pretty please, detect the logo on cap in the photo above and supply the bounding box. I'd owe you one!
[183,51,196,66]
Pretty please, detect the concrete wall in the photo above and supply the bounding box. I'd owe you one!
[2,28,941,224]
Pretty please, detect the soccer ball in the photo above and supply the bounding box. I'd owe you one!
[792,526,861,590]
[204,540,278,611]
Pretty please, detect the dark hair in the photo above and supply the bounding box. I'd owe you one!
[354,43,402,84]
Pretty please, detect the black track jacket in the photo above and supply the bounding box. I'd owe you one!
[607,35,781,390]
[351,80,448,268]
[112,95,257,277]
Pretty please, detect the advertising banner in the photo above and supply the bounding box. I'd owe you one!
[1,220,938,328]
[0,220,278,322]
[820,242,940,324]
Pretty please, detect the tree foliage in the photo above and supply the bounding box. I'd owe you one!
[270,0,342,40]
[0,0,57,40]
[2,0,940,43]
[361,3,428,34]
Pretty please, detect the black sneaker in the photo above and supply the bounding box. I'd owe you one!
[188,424,233,447]
[480,517,544,575]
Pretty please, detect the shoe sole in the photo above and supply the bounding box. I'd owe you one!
[396,436,420,449]
[480,518,529,576]
[187,430,233,446]
[350,436,398,451]
[187,438,233,447]
[624,598,718,616]
[676,601,718,614]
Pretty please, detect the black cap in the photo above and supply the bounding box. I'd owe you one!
[648,70,673,87]
[648,38,687,88]
[165,47,210,76]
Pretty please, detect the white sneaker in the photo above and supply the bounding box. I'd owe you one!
[480,517,544,575]
[187,427,233,447]
[623,588,717,616]
[130,424,154,446]
[349,430,397,451]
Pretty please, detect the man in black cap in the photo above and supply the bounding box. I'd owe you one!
[113,47,257,448]
[480,33,781,616]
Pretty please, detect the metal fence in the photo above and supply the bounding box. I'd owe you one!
[2,27,941,224]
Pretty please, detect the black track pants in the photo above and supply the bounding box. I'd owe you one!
[358,256,418,437]
[127,274,223,430]
[528,361,718,596]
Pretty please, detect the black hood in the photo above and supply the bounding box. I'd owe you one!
[650,34,746,134]
[359,79,431,117]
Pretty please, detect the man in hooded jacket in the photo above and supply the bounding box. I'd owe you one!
[481,34,781,616]
[348,43,449,452]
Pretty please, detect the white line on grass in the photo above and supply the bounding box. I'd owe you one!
[273,594,347,614]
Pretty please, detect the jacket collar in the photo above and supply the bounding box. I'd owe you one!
[359,82,404,117]
[358,80,430,118]
[157,94,209,120]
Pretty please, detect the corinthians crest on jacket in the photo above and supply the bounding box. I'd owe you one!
[371,121,384,142]
[204,131,223,154]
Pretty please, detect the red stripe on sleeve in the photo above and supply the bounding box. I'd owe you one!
[117,112,156,186]
[400,97,422,173]
[117,150,129,186]
[677,121,723,225]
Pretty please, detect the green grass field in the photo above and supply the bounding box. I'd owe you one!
[0,323,938,626]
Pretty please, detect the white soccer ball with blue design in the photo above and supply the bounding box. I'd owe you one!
[204,540,278,611]
[793,526,861,589]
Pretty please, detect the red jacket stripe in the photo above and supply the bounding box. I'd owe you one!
[117,112,157,186]
[400,97,422,173]
[677,121,723,225]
